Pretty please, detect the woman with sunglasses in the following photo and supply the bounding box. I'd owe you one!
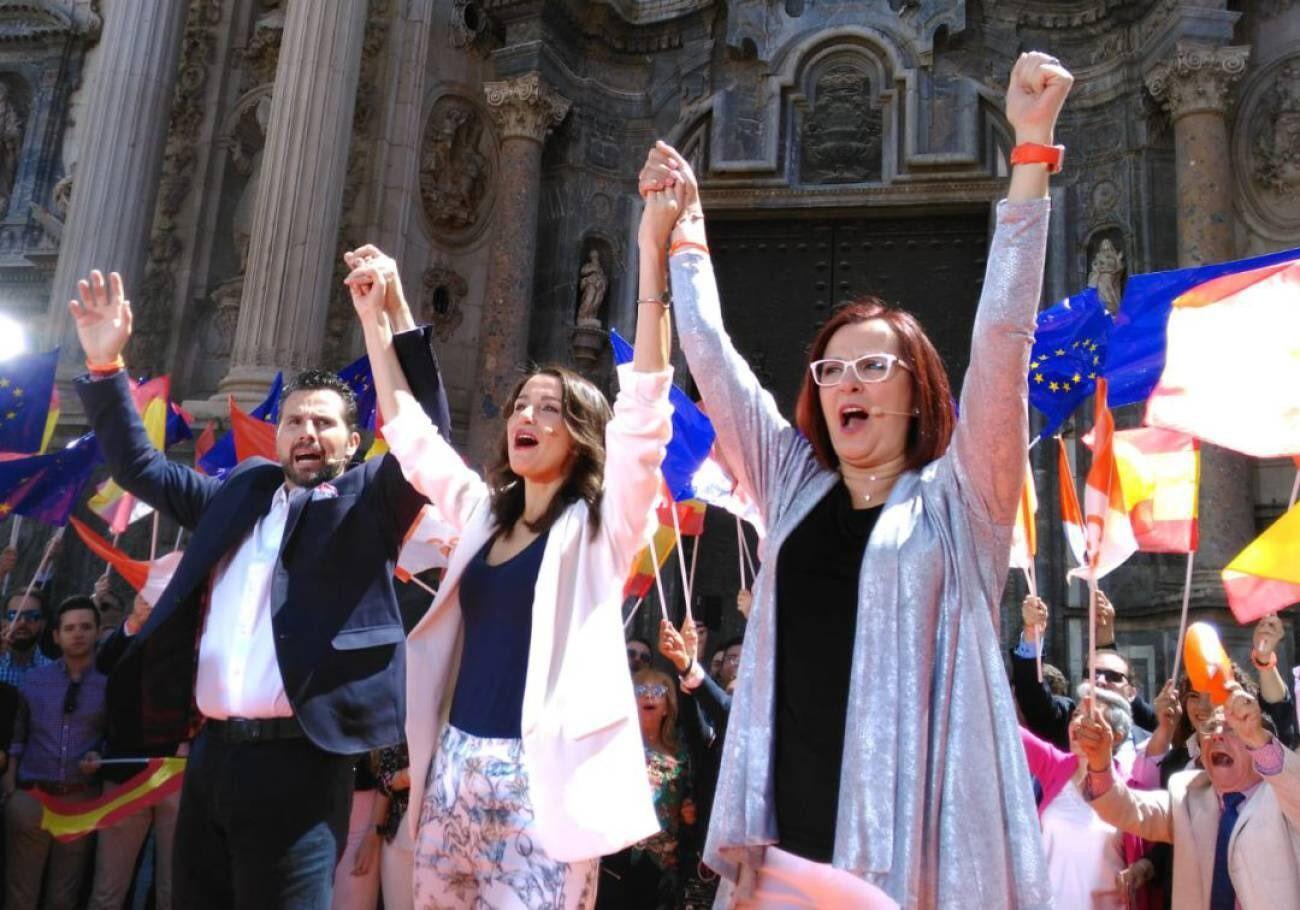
[597,669,695,910]
[639,53,1072,908]
[345,164,685,909]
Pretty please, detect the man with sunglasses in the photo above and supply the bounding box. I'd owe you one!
[627,637,653,674]
[0,590,54,689]
[1012,594,1154,774]
[3,596,107,910]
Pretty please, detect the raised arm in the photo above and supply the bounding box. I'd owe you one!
[1073,706,1176,844]
[70,271,219,528]
[347,249,487,532]
[948,54,1071,523]
[598,167,678,558]
[640,143,796,513]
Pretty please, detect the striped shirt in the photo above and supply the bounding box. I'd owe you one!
[11,660,107,787]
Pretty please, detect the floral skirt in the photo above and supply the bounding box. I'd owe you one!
[413,725,597,910]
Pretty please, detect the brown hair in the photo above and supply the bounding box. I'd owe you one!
[488,366,612,537]
[633,667,679,752]
[794,297,955,471]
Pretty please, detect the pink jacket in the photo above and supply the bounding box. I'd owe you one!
[1020,727,1160,910]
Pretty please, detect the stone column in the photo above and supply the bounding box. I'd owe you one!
[466,73,571,464]
[45,0,189,380]
[216,1,368,402]
[1146,43,1253,583]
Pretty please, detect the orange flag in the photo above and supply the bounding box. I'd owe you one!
[1070,380,1137,581]
[1057,437,1087,568]
[1009,461,1037,572]
[1222,503,1300,623]
[229,396,277,463]
[70,518,181,607]
[193,421,216,471]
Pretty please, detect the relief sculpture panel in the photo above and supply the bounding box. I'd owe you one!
[420,94,496,245]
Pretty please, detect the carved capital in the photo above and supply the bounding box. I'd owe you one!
[1146,44,1250,121]
[484,73,571,143]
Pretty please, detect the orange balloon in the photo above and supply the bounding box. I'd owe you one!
[1184,622,1234,705]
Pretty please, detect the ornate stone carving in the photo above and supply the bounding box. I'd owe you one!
[1145,45,1250,121]
[1251,61,1300,196]
[242,2,284,87]
[225,92,271,269]
[800,65,881,184]
[484,73,571,144]
[419,95,495,242]
[576,249,607,326]
[0,81,25,217]
[131,0,223,373]
[449,0,496,53]
[419,266,468,342]
[1087,238,1125,313]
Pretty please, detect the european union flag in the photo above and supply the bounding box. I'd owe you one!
[197,372,283,478]
[338,355,377,431]
[1028,288,1112,439]
[0,349,58,455]
[609,328,716,501]
[1105,246,1300,408]
[0,432,100,525]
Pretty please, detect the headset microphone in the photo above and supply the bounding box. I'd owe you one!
[868,406,920,418]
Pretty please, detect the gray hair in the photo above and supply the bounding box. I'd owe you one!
[1076,683,1133,746]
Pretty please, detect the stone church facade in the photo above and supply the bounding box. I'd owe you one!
[1,0,1297,683]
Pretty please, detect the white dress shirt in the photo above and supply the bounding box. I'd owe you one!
[194,485,294,719]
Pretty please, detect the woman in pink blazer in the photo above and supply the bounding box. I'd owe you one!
[344,174,688,909]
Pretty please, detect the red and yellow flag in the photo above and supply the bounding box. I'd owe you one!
[1222,503,1300,623]
[1070,380,1137,581]
[87,377,170,533]
[624,524,677,600]
[1057,437,1087,568]
[1009,460,1037,572]
[36,758,185,842]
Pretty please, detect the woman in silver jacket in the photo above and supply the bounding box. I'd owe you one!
[637,53,1073,908]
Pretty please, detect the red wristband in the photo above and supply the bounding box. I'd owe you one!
[1252,651,1277,671]
[668,240,710,258]
[1010,142,1065,175]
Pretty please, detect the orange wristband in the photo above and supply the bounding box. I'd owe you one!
[669,240,710,257]
[1010,142,1065,175]
[86,356,125,375]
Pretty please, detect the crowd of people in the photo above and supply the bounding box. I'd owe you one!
[0,50,1295,910]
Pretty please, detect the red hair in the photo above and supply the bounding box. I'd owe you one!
[794,297,955,471]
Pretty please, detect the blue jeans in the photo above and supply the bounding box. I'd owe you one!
[173,728,354,910]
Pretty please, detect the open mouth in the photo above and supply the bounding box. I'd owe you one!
[1208,750,1234,769]
[293,450,323,470]
[839,404,869,430]
[513,430,539,449]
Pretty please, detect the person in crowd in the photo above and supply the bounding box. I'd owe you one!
[0,590,53,688]
[66,263,451,909]
[627,637,653,675]
[1075,680,1300,908]
[1248,613,1298,749]
[1041,663,1069,698]
[374,743,413,910]
[349,158,680,908]
[4,596,107,910]
[330,758,385,910]
[708,646,725,681]
[640,51,1072,906]
[1021,686,1157,909]
[1014,595,1153,768]
[85,593,182,910]
[90,577,124,643]
[597,667,695,910]
[713,637,743,694]
[659,618,730,909]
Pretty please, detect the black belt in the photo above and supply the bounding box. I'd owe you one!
[204,716,305,744]
[18,780,94,796]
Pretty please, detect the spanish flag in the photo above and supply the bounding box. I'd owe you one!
[1222,503,1300,623]
[624,524,677,600]
[1008,460,1037,573]
[36,758,185,842]
[1069,380,1138,581]
[1113,427,1199,554]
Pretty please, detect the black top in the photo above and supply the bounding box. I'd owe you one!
[448,530,549,739]
[773,481,880,862]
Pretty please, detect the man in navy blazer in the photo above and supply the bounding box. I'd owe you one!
[68,262,449,909]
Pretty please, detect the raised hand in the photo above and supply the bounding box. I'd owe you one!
[68,270,132,366]
[344,245,411,329]
[1154,679,1182,733]
[344,251,390,325]
[658,618,692,674]
[1252,613,1284,663]
[1021,594,1048,641]
[1005,51,1073,144]
[639,180,685,254]
[124,593,153,636]
[638,141,701,211]
[1223,680,1270,749]
[1070,701,1113,771]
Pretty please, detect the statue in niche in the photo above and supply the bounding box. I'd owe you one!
[801,66,882,184]
[0,83,25,217]
[1253,62,1300,196]
[576,249,608,326]
[230,96,271,270]
[420,98,491,239]
[1087,238,1125,313]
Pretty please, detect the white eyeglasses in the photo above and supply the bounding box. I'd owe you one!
[809,353,912,387]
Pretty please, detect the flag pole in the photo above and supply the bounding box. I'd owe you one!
[1169,551,1196,687]
[172,526,183,554]
[149,512,160,562]
[1087,570,1099,707]
[98,533,120,583]
[7,528,63,644]
[624,597,644,630]
[687,526,702,622]
[648,532,670,622]
[667,499,693,622]
[735,514,747,594]
[1,515,20,596]
[406,573,437,598]
[1022,564,1044,683]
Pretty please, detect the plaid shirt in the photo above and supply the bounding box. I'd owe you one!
[0,648,54,689]
[11,660,107,787]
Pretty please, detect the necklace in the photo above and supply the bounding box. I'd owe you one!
[851,471,899,503]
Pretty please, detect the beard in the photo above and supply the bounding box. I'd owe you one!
[280,453,347,489]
